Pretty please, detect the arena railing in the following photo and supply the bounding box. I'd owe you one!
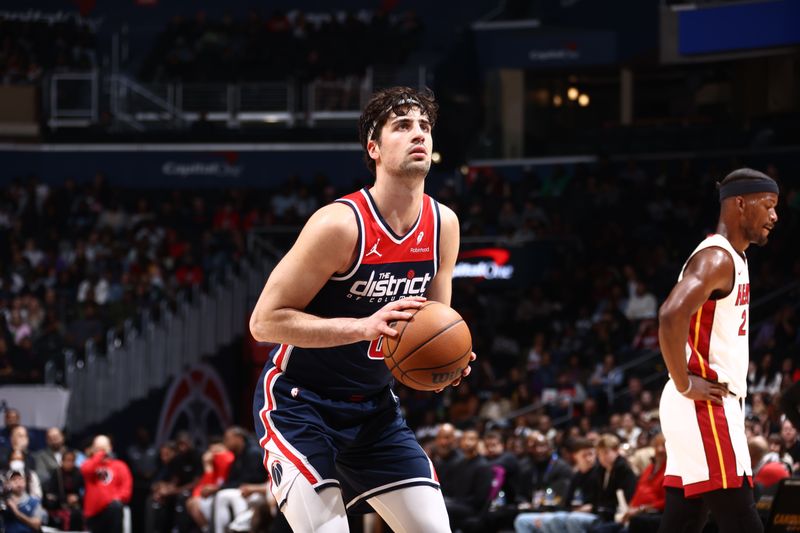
[47,71,99,129]
[49,247,276,434]
[45,65,428,131]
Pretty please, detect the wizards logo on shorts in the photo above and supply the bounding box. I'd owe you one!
[271,461,284,486]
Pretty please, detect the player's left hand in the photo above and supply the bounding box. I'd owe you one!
[435,352,476,393]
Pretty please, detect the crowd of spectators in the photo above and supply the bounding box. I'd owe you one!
[2,157,799,424]
[0,173,251,384]
[1,156,799,531]
[138,9,424,84]
[0,406,274,533]
[1,399,798,533]
[426,413,798,532]
[392,159,800,440]
[0,16,96,84]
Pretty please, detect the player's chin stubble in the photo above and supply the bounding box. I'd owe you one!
[750,227,769,246]
[398,159,430,179]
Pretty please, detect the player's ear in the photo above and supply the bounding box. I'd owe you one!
[735,196,746,213]
[367,138,380,161]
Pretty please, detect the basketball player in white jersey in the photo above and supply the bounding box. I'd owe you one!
[657,168,779,533]
[250,87,474,532]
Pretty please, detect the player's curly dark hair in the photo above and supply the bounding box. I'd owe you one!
[358,86,438,176]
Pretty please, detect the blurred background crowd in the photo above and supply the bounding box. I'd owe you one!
[1,157,798,532]
[2,0,800,532]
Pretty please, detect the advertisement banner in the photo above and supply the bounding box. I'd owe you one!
[454,241,556,289]
[0,385,70,429]
[0,146,365,189]
[678,0,800,56]
[475,29,617,69]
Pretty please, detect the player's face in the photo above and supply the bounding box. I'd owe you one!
[743,192,778,246]
[372,108,432,178]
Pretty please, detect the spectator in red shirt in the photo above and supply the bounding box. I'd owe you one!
[79,435,133,533]
[621,433,666,533]
[749,435,790,489]
[583,433,666,533]
[185,437,234,530]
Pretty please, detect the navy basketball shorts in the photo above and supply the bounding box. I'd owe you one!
[253,361,439,514]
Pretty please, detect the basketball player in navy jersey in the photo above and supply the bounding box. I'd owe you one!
[657,168,778,533]
[250,87,474,532]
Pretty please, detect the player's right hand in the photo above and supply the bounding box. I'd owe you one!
[357,297,426,340]
[682,375,730,404]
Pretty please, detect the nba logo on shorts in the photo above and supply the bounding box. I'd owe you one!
[271,461,284,486]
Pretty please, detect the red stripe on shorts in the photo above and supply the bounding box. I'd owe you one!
[259,367,319,485]
[694,400,726,491]
[274,344,289,370]
[708,401,739,484]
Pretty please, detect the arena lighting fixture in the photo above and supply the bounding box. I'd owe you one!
[578,93,590,107]
[552,94,563,107]
[567,87,579,101]
[431,152,442,163]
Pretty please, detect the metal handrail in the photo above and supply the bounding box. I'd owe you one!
[58,251,272,433]
[47,65,428,130]
[47,70,98,129]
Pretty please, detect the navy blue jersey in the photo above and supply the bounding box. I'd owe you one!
[272,187,441,398]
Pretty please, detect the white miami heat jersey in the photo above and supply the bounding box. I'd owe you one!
[679,234,750,397]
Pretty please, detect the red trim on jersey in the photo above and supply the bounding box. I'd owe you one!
[687,299,717,380]
[663,474,752,497]
[339,189,437,265]
[683,299,742,494]
[258,367,319,485]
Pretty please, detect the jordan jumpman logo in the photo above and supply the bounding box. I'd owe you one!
[366,238,382,258]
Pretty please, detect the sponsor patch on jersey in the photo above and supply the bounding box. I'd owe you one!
[348,270,432,300]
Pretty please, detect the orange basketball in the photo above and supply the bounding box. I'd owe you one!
[383,301,472,391]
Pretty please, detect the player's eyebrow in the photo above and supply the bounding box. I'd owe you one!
[389,116,430,127]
